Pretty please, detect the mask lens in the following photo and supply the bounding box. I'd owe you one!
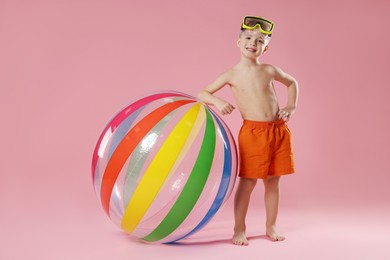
[244,17,273,32]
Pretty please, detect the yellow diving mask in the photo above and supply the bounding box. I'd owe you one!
[241,16,274,35]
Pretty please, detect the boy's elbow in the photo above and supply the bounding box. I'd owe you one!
[289,79,298,88]
[197,90,208,101]
[197,91,204,101]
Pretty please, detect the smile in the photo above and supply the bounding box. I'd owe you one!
[246,47,257,52]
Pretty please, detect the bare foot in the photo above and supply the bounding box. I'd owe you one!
[266,226,285,241]
[232,231,249,246]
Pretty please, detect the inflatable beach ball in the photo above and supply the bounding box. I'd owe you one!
[91,91,238,243]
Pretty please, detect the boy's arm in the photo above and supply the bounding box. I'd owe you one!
[273,66,299,122]
[197,71,235,115]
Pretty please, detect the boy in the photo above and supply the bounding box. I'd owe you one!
[198,16,298,246]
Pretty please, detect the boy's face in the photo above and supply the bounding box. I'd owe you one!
[237,29,270,59]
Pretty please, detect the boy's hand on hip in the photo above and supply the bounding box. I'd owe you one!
[278,106,295,122]
[216,100,235,115]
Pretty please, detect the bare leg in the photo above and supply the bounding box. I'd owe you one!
[232,177,257,246]
[263,176,285,241]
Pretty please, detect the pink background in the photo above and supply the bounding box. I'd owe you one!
[1,0,389,259]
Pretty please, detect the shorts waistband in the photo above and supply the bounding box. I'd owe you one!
[243,119,286,128]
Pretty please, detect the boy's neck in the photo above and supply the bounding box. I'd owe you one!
[239,55,260,67]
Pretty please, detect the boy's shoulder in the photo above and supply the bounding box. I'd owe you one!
[258,63,277,71]
[217,67,236,80]
[257,63,284,77]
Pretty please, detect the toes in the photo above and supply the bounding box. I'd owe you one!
[232,238,248,246]
[273,235,285,241]
[232,232,249,246]
[267,233,285,242]
[233,240,246,246]
[233,240,241,245]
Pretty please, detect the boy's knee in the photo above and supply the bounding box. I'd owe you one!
[263,176,280,190]
[239,177,257,190]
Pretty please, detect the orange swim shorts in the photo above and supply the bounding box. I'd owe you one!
[238,119,295,179]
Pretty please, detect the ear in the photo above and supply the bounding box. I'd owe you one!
[237,38,240,47]
[263,45,269,53]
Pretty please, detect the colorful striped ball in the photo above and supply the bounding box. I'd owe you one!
[91,91,238,243]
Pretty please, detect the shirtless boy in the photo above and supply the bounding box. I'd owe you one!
[198,16,299,246]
